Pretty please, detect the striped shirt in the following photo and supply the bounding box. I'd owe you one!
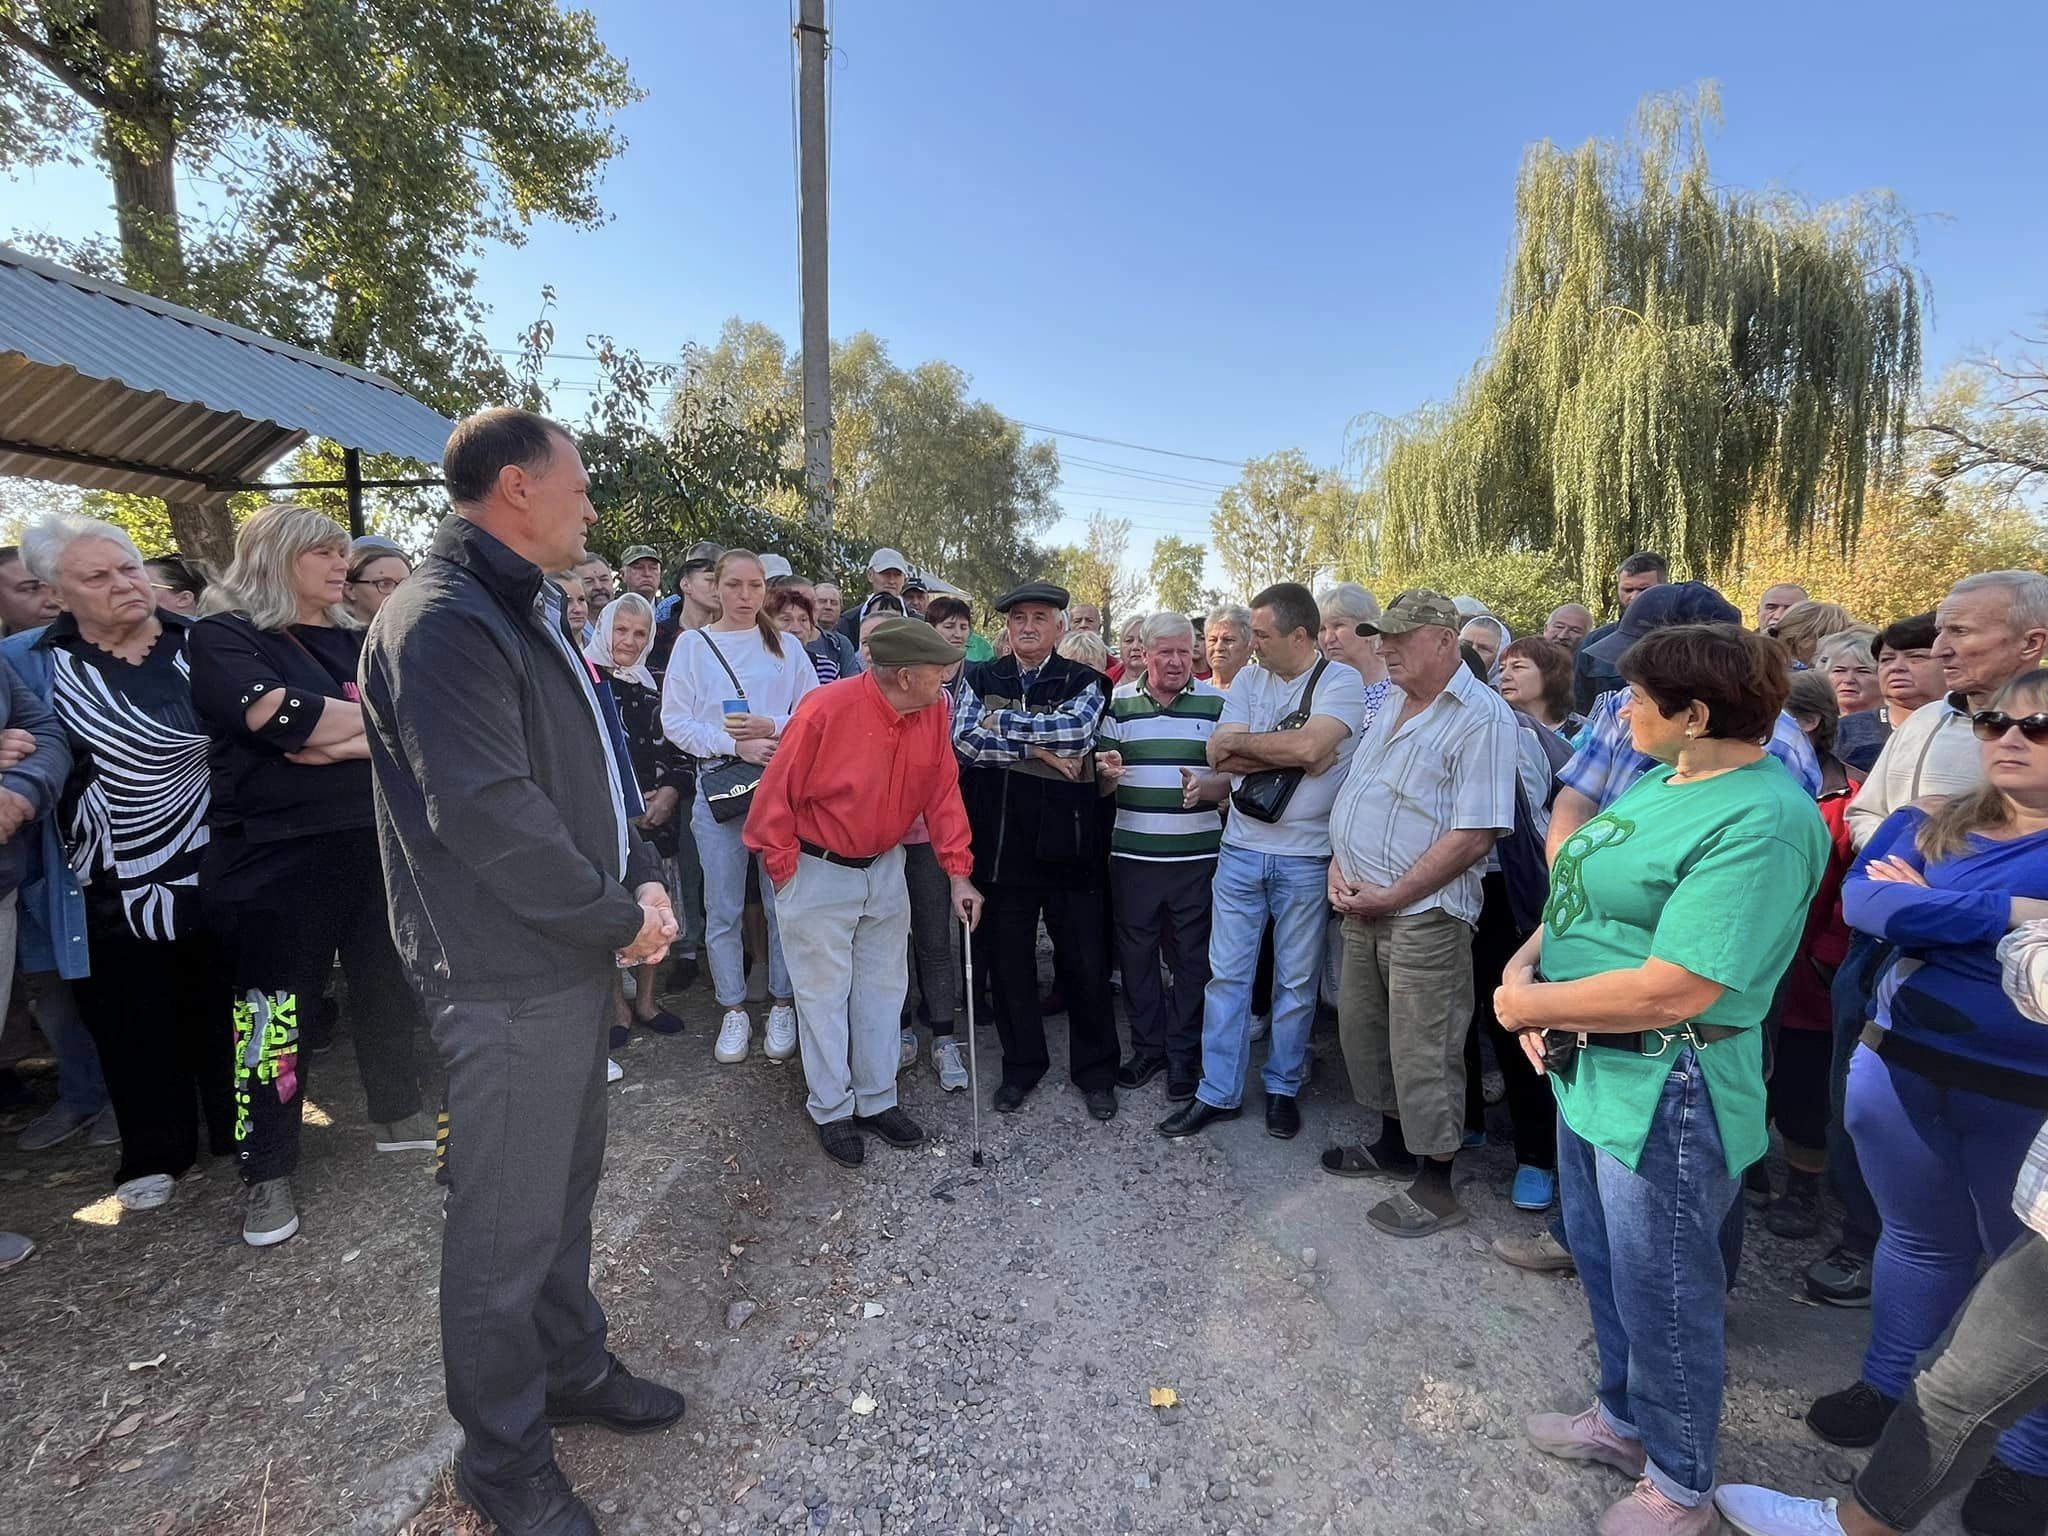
[1098,678,1227,861]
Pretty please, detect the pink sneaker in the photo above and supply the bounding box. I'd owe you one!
[1598,1478,1716,1535]
[1524,1404,1648,1476]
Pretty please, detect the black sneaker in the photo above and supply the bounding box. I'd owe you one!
[1765,1175,1822,1240]
[992,1083,1029,1113]
[1084,1086,1118,1121]
[1806,1244,1874,1308]
[1115,1053,1167,1090]
[545,1354,686,1435]
[1805,1380,1899,1448]
[854,1107,927,1148]
[1962,1455,2048,1536]
[455,1457,598,1536]
[666,955,701,990]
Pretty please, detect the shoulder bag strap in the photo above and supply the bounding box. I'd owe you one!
[697,630,747,701]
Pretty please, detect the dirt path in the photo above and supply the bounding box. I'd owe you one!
[4,990,1965,1535]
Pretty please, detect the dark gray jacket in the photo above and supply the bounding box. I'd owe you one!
[362,515,663,999]
[0,652,71,898]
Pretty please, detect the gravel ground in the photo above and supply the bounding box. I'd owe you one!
[3,979,1970,1535]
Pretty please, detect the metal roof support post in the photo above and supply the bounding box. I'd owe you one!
[343,447,365,539]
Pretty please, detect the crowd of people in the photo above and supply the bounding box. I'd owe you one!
[1,406,2046,1536]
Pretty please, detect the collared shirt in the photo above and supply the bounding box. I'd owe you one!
[2001,920,2048,1238]
[743,673,974,887]
[1097,676,1227,861]
[1560,687,1821,811]
[538,579,629,879]
[952,660,1107,763]
[1328,663,1518,926]
[1844,692,1977,849]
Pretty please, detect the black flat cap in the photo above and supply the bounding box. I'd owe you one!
[994,581,1071,613]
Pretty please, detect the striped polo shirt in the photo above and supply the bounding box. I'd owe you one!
[1099,677,1227,861]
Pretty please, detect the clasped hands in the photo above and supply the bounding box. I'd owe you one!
[1326,861,1400,920]
[617,881,679,967]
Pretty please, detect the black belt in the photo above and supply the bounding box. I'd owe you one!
[1543,1021,1743,1061]
[1860,1023,2048,1111]
[800,839,879,870]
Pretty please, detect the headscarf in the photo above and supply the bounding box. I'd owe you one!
[584,590,658,692]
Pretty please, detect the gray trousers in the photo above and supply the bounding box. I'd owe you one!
[903,841,957,1035]
[774,847,911,1125]
[428,968,614,1481]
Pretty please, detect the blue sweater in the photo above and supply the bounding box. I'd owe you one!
[1846,807,2048,1080]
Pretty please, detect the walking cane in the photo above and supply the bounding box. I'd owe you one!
[961,916,983,1167]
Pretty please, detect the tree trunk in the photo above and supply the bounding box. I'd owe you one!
[166,495,236,571]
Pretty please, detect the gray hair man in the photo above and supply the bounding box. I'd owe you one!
[1543,603,1592,650]
[1204,603,1253,688]
[1096,612,1228,1098]
[1323,589,1518,1239]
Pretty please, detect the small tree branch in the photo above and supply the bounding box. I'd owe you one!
[0,17,112,108]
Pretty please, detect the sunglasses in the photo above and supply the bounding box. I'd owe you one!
[1971,710,2048,745]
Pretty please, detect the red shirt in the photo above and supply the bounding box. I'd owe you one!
[743,673,974,886]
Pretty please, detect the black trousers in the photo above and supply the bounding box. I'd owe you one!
[429,968,615,1482]
[984,880,1119,1092]
[72,895,232,1185]
[1112,856,1213,1083]
[206,828,424,1184]
[1466,872,1554,1170]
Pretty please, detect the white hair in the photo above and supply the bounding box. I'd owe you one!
[1948,571,2048,636]
[1317,582,1381,626]
[1814,628,1878,672]
[19,511,147,586]
[1204,603,1251,639]
[1139,610,1194,647]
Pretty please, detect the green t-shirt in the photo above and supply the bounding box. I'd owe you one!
[1541,757,1829,1174]
[965,633,995,663]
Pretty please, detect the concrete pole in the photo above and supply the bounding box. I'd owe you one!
[796,0,833,532]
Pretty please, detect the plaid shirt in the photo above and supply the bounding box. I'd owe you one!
[1559,688,1822,809]
[952,665,1107,764]
[1999,922,2048,1238]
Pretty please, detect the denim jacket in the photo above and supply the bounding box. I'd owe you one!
[0,626,89,979]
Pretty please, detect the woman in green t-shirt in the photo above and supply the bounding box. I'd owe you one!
[1492,624,1829,1536]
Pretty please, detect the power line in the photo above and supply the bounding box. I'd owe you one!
[1011,418,1247,468]
[1057,454,1236,493]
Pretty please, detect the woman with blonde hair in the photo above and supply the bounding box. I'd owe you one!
[189,504,431,1247]
[1772,599,1863,668]
[1057,628,1111,672]
[661,549,817,1067]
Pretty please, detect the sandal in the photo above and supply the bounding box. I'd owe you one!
[1366,1189,1468,1238]
[1320,1143,1417,1179]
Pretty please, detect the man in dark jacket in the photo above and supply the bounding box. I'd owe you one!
[362,408,682,1536]
[952,582,1121,1120]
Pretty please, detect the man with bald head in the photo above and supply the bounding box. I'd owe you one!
[1542,604,1592,651]
[1757,582,1808,633]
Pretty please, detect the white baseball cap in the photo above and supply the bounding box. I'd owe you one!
[868,547,908,574]
[760,553,793,580]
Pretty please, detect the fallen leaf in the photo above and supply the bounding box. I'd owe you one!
[107,1413,143,1440]
[861,1302,885,1319]
[828,1209,843,1223]
[115,1458,145,1473]
[728,1242,745,1257]
[731,1476,759,1503]
[850,1392,877,1416]
[126,1353,167,1372]
[341,1248,361,1264]
[1149,1387,1179,1409]
[284,1390,306,1405]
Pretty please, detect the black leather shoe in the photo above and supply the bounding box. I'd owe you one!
[1156,1100,1241,1139]
[855,1107,927,1148]
[1164,1077,1198,1104]
[455,1458,598,1536]
[545,1354,686,1434]
[1963,1454,2048,1536]
[1115,1052,1167,1090]
[1264,1094,1300,1139]
[1805,1379,1898,1448]
[1084,1086,1118,1121]
[992,1082,1030,1113]
[818,1119,865,1166]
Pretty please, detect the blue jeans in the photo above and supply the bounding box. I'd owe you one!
[24,970,107,1117]
[1827,931,1886,1256]
[1195,845,1327,1110]
[690,794,790,1009]
[1558,1049,1738,1507]
[1846,1045,2048,1475]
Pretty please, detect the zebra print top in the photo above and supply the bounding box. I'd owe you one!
[39,613,211,942]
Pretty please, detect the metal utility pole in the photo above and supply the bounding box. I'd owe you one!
[795,0,833,532]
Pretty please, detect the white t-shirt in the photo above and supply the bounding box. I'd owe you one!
[1219,657,1371,859]
[660,623,818,761]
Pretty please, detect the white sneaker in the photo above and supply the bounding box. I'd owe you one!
[116,1173,176,1211]
[606,1057,624,1083]
[899,1028,918,1072]
[714,1009,752,1064]
[764,1004,799,1061]
[1249,1014,1271,1042]
[1713,1485,1847,1536]
[933,1038,969,1092]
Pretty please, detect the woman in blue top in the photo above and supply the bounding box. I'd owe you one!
[1799,670,2048,1523]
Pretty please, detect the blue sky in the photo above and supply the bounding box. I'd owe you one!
[10,0,2047,563]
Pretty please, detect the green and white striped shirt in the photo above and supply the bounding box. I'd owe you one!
[1098,678,1227,862]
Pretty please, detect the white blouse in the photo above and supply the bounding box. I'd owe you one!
[660,623,818,760]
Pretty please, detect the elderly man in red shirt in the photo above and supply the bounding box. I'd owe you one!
[744,617,984,1167]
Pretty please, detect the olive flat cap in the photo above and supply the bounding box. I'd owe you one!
[994,581,1071,613]
[1357,588,1461,636]
[865,616,965,666]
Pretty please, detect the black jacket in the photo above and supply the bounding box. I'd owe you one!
[361,515,663,998]
[956,652,1109,889]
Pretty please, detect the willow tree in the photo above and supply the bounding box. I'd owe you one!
[1363,86,1921,595]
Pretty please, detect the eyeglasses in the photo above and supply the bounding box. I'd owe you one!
[348,576,404,595]
[1971,710,2048,745]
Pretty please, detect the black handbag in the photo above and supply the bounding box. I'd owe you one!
[697,633,762,825]
[1230,659,1327,824]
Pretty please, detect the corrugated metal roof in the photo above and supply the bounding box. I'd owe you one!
[0,244,456,500]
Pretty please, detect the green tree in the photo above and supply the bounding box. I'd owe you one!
[1362,85,1921,592]
[1151,536,1207,614]
[1917,346,2048,497]
[2,0,638,563]
[1042,512,1144,630]
[1210,449,1346,597]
